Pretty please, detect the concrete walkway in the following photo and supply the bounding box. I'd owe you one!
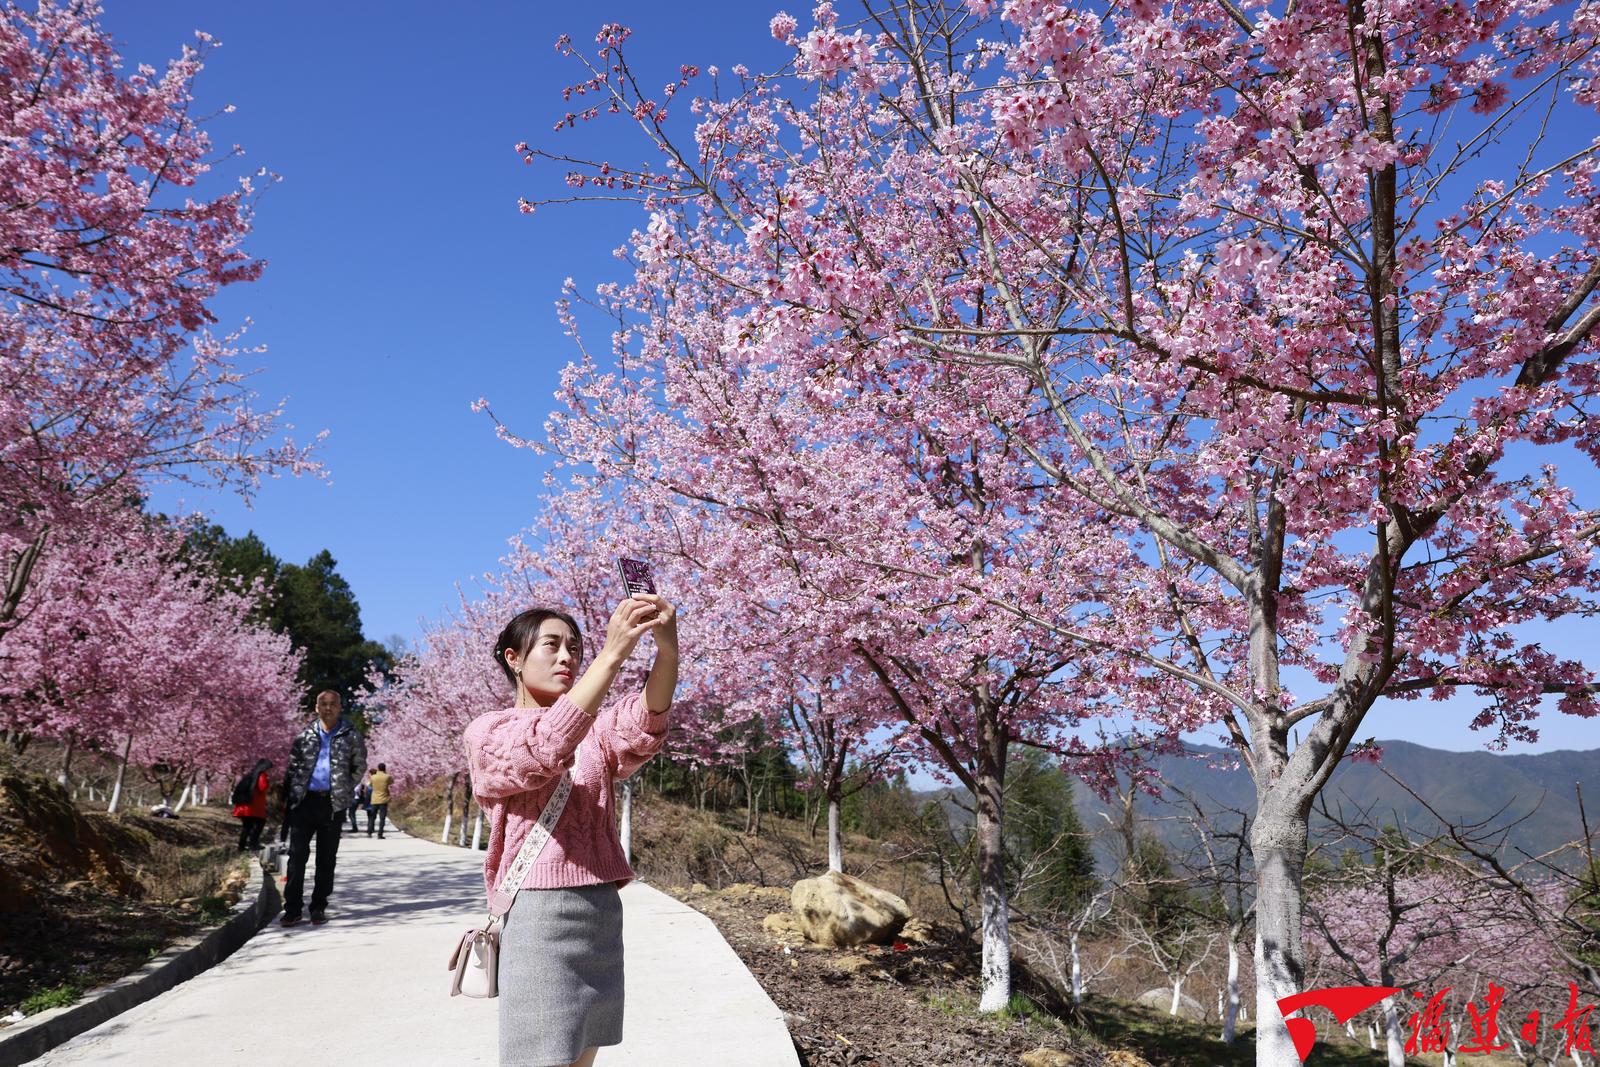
[36,824,798,1067]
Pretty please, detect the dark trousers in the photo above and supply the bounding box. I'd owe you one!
[284,793,341,917]
[346,801,361,832]
[367,803,389,835]
[237,816,265,851]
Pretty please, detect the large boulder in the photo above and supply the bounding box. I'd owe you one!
[790,870,911,948]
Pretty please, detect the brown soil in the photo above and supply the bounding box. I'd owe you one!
[0,769,252,1015]
[663,882,1100,1067]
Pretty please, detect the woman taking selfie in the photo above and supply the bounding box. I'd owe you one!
[464,593,677,1067]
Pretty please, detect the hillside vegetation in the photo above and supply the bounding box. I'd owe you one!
[0,764,252,1017]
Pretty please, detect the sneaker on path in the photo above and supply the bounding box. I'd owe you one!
[310,911,328,926]
[280,913,302,927]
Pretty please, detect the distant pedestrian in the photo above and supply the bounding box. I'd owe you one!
[367,763,392,838]
[280,690,367,927]
[231,759,272,852]
[348,775,369,832]
[464,596,677,1067]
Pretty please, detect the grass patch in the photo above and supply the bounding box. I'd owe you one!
[999,992,1039,1021]
[197,894,232,922]
[21,984,79,1015]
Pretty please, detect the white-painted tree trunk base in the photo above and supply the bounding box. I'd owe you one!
[441,813,453,844]
[619,779,633,863]
[108,735,133,815]
[470,809,483,851]
[1383,997,1406,1067]
[827,800,842,873]
[1221,940,1240,1043]
[977,862,1011,1013]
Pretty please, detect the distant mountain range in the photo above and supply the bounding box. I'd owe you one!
[914,740,1600,873]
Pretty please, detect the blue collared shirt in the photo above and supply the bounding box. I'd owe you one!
[308,723,334,792]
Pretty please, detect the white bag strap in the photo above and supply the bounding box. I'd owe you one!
[487,771,572,919]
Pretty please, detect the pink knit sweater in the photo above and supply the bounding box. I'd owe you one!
[464,690,669,909]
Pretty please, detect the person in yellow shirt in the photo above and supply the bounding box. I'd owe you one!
[367,763,393,838]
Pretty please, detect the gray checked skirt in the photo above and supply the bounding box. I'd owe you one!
[498,881,625,1067]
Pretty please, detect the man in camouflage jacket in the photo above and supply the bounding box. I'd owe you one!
[280,690,367,926]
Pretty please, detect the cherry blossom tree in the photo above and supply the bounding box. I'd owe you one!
[0,1,316,644]
[509,2,1600,1054]
[0,509,301,810]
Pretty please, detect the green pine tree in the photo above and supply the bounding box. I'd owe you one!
[1002,746,1099,914]
[185,528,392,716]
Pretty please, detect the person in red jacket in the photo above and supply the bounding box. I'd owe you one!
[231,759,273,852]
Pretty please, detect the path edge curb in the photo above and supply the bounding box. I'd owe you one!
[0,858,282,1066]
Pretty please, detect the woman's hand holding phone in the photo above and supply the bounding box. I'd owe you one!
[565,598,660,716]
[601,598,660,663]
[629,593,678,650]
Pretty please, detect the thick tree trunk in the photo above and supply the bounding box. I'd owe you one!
[1170,976,1184,1016]
[828,798,843,873]
[470,805,484,851]
[1222,937,1242,1043]
[1381,996,1406,1067]
[619,778,633,863]
[1252,806,1311,1067]
[973,705,1011,1015]
[107,733,133,814]
[173,781,192,813]
[201,780,209,806]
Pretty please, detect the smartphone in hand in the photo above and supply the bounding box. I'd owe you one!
[617,556,658,599]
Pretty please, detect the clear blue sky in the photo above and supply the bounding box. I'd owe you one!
[109,1,790,638]
[109,3,1595,757]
